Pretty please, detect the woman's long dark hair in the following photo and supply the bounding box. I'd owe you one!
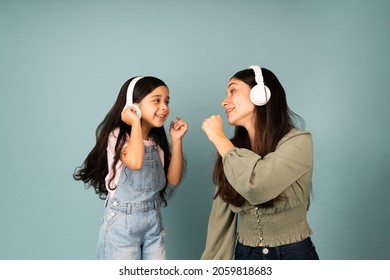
[73,76,173,206]
[213,67,304,207]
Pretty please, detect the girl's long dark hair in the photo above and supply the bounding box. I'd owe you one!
[213,67,304,207]
[73,76,173,206]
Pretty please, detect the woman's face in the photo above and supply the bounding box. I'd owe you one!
[221,77,256,127]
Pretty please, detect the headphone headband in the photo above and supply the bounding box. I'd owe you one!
[248,65,271,106]
[124,76,144,118]
[249,65,263,85]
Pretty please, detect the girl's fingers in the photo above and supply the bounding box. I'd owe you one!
[172,116,187,129]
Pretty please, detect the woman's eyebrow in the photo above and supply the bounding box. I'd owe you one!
[227,82,238,88]
[226,82,238,94]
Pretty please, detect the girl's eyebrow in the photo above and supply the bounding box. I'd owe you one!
[149,94,170,100]
[149,94,169,98]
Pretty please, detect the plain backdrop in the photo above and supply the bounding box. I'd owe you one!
[1,0,389,260]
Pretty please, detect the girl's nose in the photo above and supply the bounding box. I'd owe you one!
[161,102,168,111]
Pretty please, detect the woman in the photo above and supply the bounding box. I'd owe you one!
[201,66,319,260]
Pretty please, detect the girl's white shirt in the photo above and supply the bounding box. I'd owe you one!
[105,128,164,196]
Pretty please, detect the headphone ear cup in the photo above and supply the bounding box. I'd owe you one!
[250,85,271,106]
[125,104,142,118]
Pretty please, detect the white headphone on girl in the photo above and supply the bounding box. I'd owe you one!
[249,65,271,106]
[124,76,144,118]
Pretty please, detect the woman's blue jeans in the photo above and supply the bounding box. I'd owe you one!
[234,237,319,260]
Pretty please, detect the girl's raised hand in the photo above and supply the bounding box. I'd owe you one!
[121,106,141,126]
[169,116,188,141]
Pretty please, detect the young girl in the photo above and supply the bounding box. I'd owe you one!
[73,76,187,260]
[201,66,319,260]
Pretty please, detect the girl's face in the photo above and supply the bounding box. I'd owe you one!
[138,85,170,129]
[222,78,256,127]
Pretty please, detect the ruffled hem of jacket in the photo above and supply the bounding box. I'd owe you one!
[237,228,313,248]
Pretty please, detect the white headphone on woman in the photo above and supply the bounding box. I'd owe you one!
[249,65,271,106]
[124,76,143,118]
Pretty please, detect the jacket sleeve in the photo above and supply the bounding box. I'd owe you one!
[201,190,238,260]
[222,132,313,205]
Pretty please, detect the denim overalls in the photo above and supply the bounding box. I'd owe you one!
[96,145,167,260]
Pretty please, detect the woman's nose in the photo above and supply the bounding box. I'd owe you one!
[221,96,229,108]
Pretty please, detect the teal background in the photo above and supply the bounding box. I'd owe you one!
[1,0,389,260]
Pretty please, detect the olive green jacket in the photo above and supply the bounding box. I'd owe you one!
[201,129,314,260]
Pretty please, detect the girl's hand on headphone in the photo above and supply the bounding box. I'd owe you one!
[201,115,226,143]
[121,106,141,126]
[169,116,188,141]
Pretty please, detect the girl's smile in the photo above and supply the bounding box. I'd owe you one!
[155,113,167,121]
